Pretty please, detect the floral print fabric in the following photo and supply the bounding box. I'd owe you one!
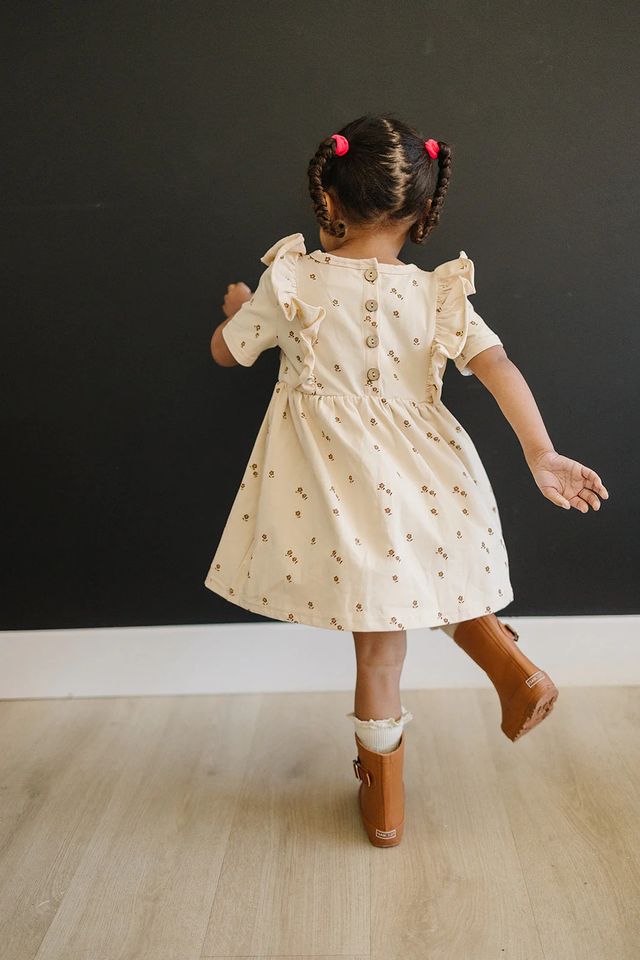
[204,232,514,631]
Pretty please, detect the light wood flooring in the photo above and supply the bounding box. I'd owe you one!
[0,686,638,960]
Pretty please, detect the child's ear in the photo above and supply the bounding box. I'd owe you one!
[322,190,335,218]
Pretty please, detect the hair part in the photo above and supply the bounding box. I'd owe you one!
[307,114,453,244]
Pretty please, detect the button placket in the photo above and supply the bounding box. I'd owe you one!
[363,267,380,389]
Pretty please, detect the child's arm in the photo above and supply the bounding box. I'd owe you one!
[210,283,253,366]
[466,345,609,512]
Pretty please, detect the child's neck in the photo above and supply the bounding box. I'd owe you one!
[326,234,409,266]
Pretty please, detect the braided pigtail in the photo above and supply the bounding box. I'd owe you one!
[307,138,348,239]
[410,140,453,244]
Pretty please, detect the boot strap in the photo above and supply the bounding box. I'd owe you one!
[353,757,372,786]
[502,621,519,641]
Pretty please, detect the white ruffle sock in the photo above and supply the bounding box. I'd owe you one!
[346,704,414,753]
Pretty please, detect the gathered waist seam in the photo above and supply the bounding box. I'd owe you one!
[276,380,434,402]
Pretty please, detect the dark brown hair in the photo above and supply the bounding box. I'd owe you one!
[307,114,452,244]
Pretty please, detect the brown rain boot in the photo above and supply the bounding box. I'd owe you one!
[452,613,559,742]
[352,731,406,846]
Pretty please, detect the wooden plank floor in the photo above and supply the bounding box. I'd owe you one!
[0,686,638,960]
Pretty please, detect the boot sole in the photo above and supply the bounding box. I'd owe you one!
[501,676,559,741]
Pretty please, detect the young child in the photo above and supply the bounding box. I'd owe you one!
[205,114,608,847]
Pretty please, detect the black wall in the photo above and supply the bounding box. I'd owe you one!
[3,1,638,630]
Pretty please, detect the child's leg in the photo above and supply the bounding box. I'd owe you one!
[352,628,407,718]
[347,630,413,752]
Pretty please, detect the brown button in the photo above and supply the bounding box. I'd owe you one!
[366,334,379,348]
[367,367,380,380]
[365,298,378,311]
[364,268,378,282]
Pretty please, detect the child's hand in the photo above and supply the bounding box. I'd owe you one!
[223,282,252,318]
[529,450,609,512]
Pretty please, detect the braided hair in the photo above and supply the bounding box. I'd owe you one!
[307,114,453,245]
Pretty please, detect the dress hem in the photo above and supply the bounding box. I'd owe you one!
[203,573,514,633]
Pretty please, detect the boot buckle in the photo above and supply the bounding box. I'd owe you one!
[503,621,519,641]
[353,757,372,786]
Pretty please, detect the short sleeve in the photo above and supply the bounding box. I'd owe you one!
[432,250,503,377]
[221,265,279,367]
[455,301,504,375]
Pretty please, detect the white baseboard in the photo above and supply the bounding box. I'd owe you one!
[0,615,637,701]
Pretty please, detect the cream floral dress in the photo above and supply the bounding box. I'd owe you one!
[204,232,514,631]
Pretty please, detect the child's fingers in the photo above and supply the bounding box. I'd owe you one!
[569,495,589,513]
[579,489,601,511]
[581,465,609,499]
[546,489,571,510]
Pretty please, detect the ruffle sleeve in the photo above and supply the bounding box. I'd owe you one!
[260,232,326,393]
[221,233,325,387]
[220,260,280,368]
[427,251,503,401]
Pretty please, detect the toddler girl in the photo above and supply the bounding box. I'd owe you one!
[205,114,608,847]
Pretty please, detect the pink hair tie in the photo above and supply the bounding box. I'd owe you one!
[424,138,440,159]
[331,133,349,156]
